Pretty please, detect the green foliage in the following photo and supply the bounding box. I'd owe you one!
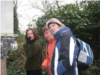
[7,59,26,75]
[14,5,20,34]
[42,69,49,75]
[79,60,100,75]
[27,23,33,28]
[35,1,100,75]
[7,1,100,75]
[7,32,48,75]
[36,1,100,57]
[7,33,26,75]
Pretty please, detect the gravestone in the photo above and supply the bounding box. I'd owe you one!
[0,1,18,75]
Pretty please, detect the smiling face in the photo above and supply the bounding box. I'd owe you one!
[49,23,60,35]
[43,30,54,41]
[27,30,34,40]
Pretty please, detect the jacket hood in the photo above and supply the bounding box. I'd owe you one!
[54,27,73,40]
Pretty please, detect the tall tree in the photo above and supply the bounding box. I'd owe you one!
[14,0,20,34]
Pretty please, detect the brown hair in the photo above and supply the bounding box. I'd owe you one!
[42,26,48,35]
[25,28,39,41]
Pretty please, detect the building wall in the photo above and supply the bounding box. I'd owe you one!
[1,1,14,34]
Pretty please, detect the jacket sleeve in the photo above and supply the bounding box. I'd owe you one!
[41,44,49,70]
[57,32,77,73]
[23,41,41,59]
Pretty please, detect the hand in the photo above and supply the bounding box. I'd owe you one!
[26,37,32,44]
[42,65,46,70]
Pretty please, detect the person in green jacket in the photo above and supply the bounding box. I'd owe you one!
[23,28,42,75]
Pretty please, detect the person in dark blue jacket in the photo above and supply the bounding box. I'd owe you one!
[46,18,79,75]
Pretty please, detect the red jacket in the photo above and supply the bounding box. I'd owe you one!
[41,38,56,75]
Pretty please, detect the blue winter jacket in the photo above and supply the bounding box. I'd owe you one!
[50,27,79,75]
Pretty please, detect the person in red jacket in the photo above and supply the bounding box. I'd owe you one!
[41,26,56,75]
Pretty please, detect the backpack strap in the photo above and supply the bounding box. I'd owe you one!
[76,39,81,61]
[46,43,49,55]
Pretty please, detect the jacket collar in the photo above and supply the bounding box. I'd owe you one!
[54,27,72,40]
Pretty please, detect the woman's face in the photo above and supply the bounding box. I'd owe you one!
[49,23,60,34]
[27,30,34,40]
[43,30,53,41]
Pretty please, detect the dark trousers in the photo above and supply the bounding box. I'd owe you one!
[26,69,41,75]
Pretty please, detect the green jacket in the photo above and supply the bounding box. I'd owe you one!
[23,39,42,70]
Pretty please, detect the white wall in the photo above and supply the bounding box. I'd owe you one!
[1,1,14,34]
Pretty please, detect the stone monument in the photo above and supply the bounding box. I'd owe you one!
[0,1,18,75]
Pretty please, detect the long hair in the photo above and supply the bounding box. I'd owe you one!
[25,28,39,41]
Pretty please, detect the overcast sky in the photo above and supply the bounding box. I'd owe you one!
[17,0,82,33]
